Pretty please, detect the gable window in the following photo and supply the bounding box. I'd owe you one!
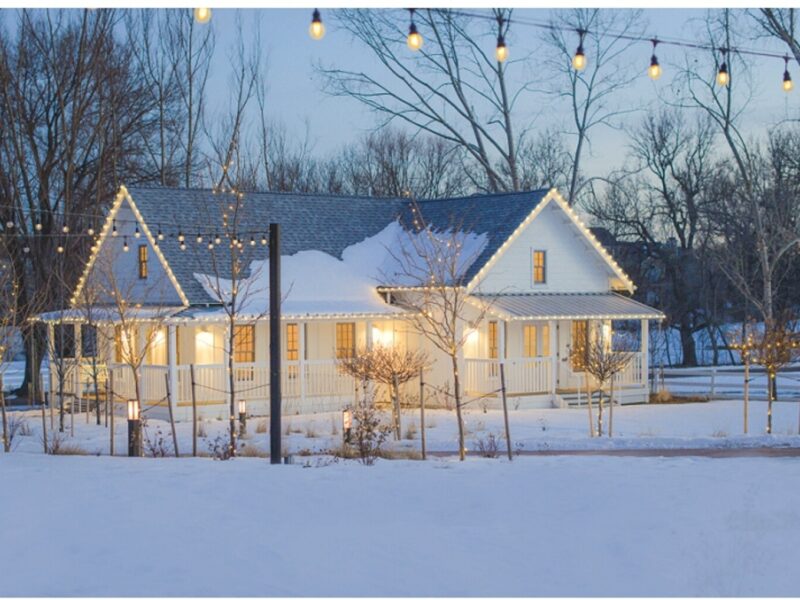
[54,324,76,359]
[571,320,589,371]
[233,325,255,363]
[335,322,356,359]
[138,245,148,279]
[533,250,546,284]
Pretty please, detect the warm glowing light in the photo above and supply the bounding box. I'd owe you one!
[495,36,508,63]
[238,398,247,415]
[309,9,325,40]
[717,65,729,86]
[648,56,662,80]
[194,8,211,24]
[572,46,586,71]
[407,24,423,51]
[783,70,793,92]
[127,399,140,421]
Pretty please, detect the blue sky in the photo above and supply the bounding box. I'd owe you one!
[202,8,795,176]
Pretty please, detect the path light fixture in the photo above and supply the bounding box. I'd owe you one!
[127,399,141,457]
[342,407,352,444]
[239,398,247,435]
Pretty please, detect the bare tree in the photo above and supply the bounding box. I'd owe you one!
[386,202,493,460]
[754,9,800,66]
[318,8,535,192]
[584,110,718,365]
[338,344,429,439]
[545,8,644,204]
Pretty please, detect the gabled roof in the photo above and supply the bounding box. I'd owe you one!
[123,186,551,305]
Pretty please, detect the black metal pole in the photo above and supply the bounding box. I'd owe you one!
[269,223,282,464]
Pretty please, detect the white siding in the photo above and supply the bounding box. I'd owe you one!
[472,201,615,294]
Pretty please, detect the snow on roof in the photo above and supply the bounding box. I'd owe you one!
[192,221,488,319]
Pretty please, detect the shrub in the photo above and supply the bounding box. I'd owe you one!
[206,434,234,460]
[143,427,169,458]
[348,400,392,466]
[255,419,267,434]
[47,433,88,455]
[473,432,500,458]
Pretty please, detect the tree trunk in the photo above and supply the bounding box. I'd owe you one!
[451,355,466,461]
[228,343,237,458]
[0,375,8,452]
[767,373,775,434]
[597,388,604,437]
[609,378,615,438]
[679,324,698,367]
[586,374,594,437]
[743,360,749,434]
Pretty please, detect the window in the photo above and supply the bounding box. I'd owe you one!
[541,324,550,357]
[233,325,255,363]
[488,321,499,359]
[335,322,356,359]
[114,325,136,364]
[138,245,148,279]
[146,326,167,365]
[54,324,76,358]
[523,325,537,358]
[571,320,589,371]
[286,323,299,361]
[533,250,546,284]
[81,325,97,358]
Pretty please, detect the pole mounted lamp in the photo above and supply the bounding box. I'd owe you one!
[342,407,353,444]
[127,399,141,457]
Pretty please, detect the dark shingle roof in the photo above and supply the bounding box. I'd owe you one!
[127,186,549,305]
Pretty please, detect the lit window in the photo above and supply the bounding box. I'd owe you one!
[523,325,537,358]
[336,322,356,359]
[146,326,167,365]
[233,325,255,363]
[488,321,499,359]
[533,250,546,284]
[138,245,148,279]
[114,325,136,364]
[541,324,550,357]
[571,320,589,371]
[286,323,299,360]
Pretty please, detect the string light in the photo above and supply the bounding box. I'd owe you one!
[178,231,185,243]
[157,228,164,241]
[495,14,508,63]
[62,224,69,234]
[196,233,203,244]
[56,245,64,253]
[88,226,95,236]
[112,220,118,237]
[193,8,211,24]
[250,236,256,247]
[783,55,793,92]
[407,9,423,51]
[648,39,662,80]
[134,224,141,238]
[123,236,129,252]
[309,8,325,40]
[5,221,13,229]
[261,234,267,246]
[34,219,41,232]
[214,233,221,245]
[572,29,587,71]
[717,48,729,87]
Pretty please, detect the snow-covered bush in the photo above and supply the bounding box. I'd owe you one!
[348,399,392,466]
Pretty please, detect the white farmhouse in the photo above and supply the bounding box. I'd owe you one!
[39,186,663,420]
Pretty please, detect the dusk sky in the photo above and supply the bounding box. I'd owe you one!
[203,7,797,179]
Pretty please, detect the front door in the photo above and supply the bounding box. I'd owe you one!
[557,320,589,391]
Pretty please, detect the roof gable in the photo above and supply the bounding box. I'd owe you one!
[125,186,550,304]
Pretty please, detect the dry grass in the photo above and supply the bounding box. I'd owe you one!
[305,422,318,438]
[650,390,710,404]
[238,444,269,458]
[255,419,267,434]
[404,421,418,440]
[711,429,728,438]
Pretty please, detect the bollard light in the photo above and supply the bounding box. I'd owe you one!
[238,398,247,434]
[342,407,353,444]
[127,399,141,457]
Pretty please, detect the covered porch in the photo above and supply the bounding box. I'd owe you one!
[463,293,664,408]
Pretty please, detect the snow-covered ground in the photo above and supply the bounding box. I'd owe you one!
[1,452,798,596]
[6,399,800,457]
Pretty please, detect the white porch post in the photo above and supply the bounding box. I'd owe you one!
[365,319,373,350]
[168,325,178,412]
[224,323,232,400]
[499,320,507,362]
[299,321,307,406]
[74,323,82,408]
[136,324,146,403]
[641,319,650,392]
[549,319,558,394]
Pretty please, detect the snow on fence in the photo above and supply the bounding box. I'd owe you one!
[657,365,800,400]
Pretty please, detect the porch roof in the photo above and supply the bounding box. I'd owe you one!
[471,293,665,321]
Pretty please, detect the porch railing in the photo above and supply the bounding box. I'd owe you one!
[465,357,551,396]
[612,352,643,387]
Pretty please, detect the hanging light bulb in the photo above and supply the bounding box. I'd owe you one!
[134,224,141,238]
[5,220,13,229]
[178,230,185,243]
[193,8,211,24]
[22,246,29,254]
[207,241,214,250]
[250,236,256,247]
[123,236,130,252]
[717,49,729,87]
[261,234,267,246]
[112,220,118,237]
[495,35,508,63]
[157,228,164,241]
[214,233,221,245]
[572,29,587,71]
[783,56,793,92]
[62,224,69,234]
[407,9,423,51]
[309,8,325,40]
[648,39,662,80]
[34,219,41,232]
[180,241,186,251]
[196,233,203,244]
[88,226,95,236]
[56,245,64,254]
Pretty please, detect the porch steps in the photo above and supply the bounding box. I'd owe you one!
[555,392,619,409]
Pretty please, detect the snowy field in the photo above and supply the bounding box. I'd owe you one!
[5,399,800,457]
[1,452,798,596]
